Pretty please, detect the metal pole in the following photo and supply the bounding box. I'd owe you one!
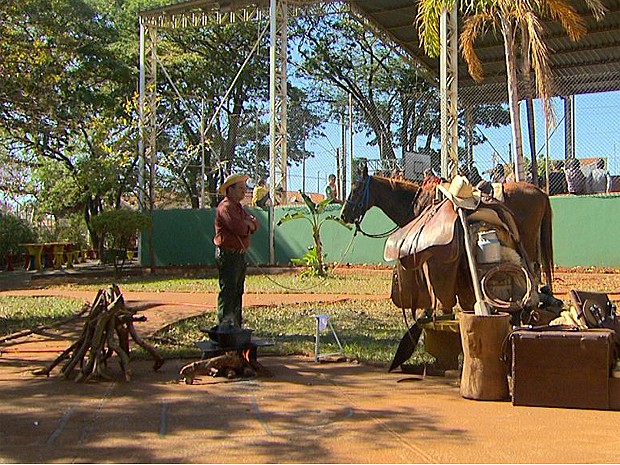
[269,0,277,264]
[137,20,146,263]
[302,128,306,193]
[336,147,341,199]
[440,4,459,180]
[138,21,146,211]
[349,93,354,182]
[545,118,550,194]
[341,111,347,199]
[200,98,205,208]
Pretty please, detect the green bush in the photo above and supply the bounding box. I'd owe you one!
[90,209,151,271]
[0,212,38,265]
[91,209,151,250]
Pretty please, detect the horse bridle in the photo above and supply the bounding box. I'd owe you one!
[346,175,422,239]
[345,175,372,225]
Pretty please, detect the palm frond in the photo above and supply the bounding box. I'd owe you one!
[460,12,496,82]
[416,0,456,57]
[544,0,586,41]
[583,0,608,21]
[522,11,556,125]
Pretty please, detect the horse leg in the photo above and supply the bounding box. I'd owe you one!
[455,257,476,312]
[425,257,459,314]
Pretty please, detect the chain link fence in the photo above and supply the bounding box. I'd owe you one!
[457,73,620,195]
[152,75,620,209]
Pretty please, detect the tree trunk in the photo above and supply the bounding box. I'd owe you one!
[520,28,538,186]
[501,19,525,182]
[526,99,538,185]
[459,312,511,400]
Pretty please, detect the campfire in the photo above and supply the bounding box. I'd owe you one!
[179,325,271,384]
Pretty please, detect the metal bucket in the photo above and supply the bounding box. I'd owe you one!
[476,230,501,264]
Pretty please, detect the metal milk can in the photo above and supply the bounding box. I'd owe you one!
[476,230,501,264]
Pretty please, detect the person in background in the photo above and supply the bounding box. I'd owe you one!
[325,173,341,203]
[461,164,483,186]
[251,177,270,208]
[586,158,611,193]
[564,158,587,194]
[214,173,258,328]
[547,160,568,195]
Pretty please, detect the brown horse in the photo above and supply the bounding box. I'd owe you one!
[340,167,554,291]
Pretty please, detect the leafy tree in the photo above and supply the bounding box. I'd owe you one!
[277,193,351,277]
[0,212,38,267]
[291,14,509,172]
[90,209,151,273]
[292,15,401,163]
[1,0,140,248]
[153,21,324,207]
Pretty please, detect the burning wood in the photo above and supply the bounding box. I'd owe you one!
[34,284,164,382]
[180,348,271,384]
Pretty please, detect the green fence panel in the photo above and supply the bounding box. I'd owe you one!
[550,194,620,268]
[140,195,620,268]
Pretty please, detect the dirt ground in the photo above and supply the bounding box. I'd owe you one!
[1,266,620,463]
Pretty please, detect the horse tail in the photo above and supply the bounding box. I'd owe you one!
[540,195,554,290]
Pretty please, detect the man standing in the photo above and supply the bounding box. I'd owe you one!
[214,173,258,328]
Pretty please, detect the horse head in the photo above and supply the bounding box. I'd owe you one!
[340,165,372,224]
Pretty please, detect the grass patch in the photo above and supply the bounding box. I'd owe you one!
[0,296,85,337]
[1,271,432,367]
[151,299,434,366]
[46,270,392,295]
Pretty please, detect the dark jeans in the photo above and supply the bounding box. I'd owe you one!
[216,247,247,327]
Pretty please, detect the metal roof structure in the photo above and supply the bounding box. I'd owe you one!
[140,0,620,104]
[348,0,620,104]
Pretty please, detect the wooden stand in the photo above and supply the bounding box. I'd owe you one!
[459,312,511,400]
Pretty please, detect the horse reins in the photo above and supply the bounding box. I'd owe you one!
[349,176,421,239]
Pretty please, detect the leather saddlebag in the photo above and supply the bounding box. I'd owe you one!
[511,329,615,409]
[390,263,432,310]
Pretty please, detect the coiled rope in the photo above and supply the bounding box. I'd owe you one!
[480,262,533,311]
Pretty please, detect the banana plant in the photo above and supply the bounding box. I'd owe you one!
[277,192,351,277]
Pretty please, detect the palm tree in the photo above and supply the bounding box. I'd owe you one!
[417,0,606,181]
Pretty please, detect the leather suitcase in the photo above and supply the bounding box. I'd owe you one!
[511,329,614,409]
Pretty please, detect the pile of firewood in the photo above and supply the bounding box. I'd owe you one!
[34,284,164,382]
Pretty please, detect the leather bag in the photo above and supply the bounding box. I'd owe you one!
[390,262,432,310]
[569,290,617,329]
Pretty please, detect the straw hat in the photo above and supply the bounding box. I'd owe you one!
[218,173,249,194]
[437,175,481,210]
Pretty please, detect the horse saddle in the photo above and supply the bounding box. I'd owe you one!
[384,199,460,270]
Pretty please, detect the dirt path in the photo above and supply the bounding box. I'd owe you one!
[1,268,620,463]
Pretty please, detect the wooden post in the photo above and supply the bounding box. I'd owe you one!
[459,312,511,400]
